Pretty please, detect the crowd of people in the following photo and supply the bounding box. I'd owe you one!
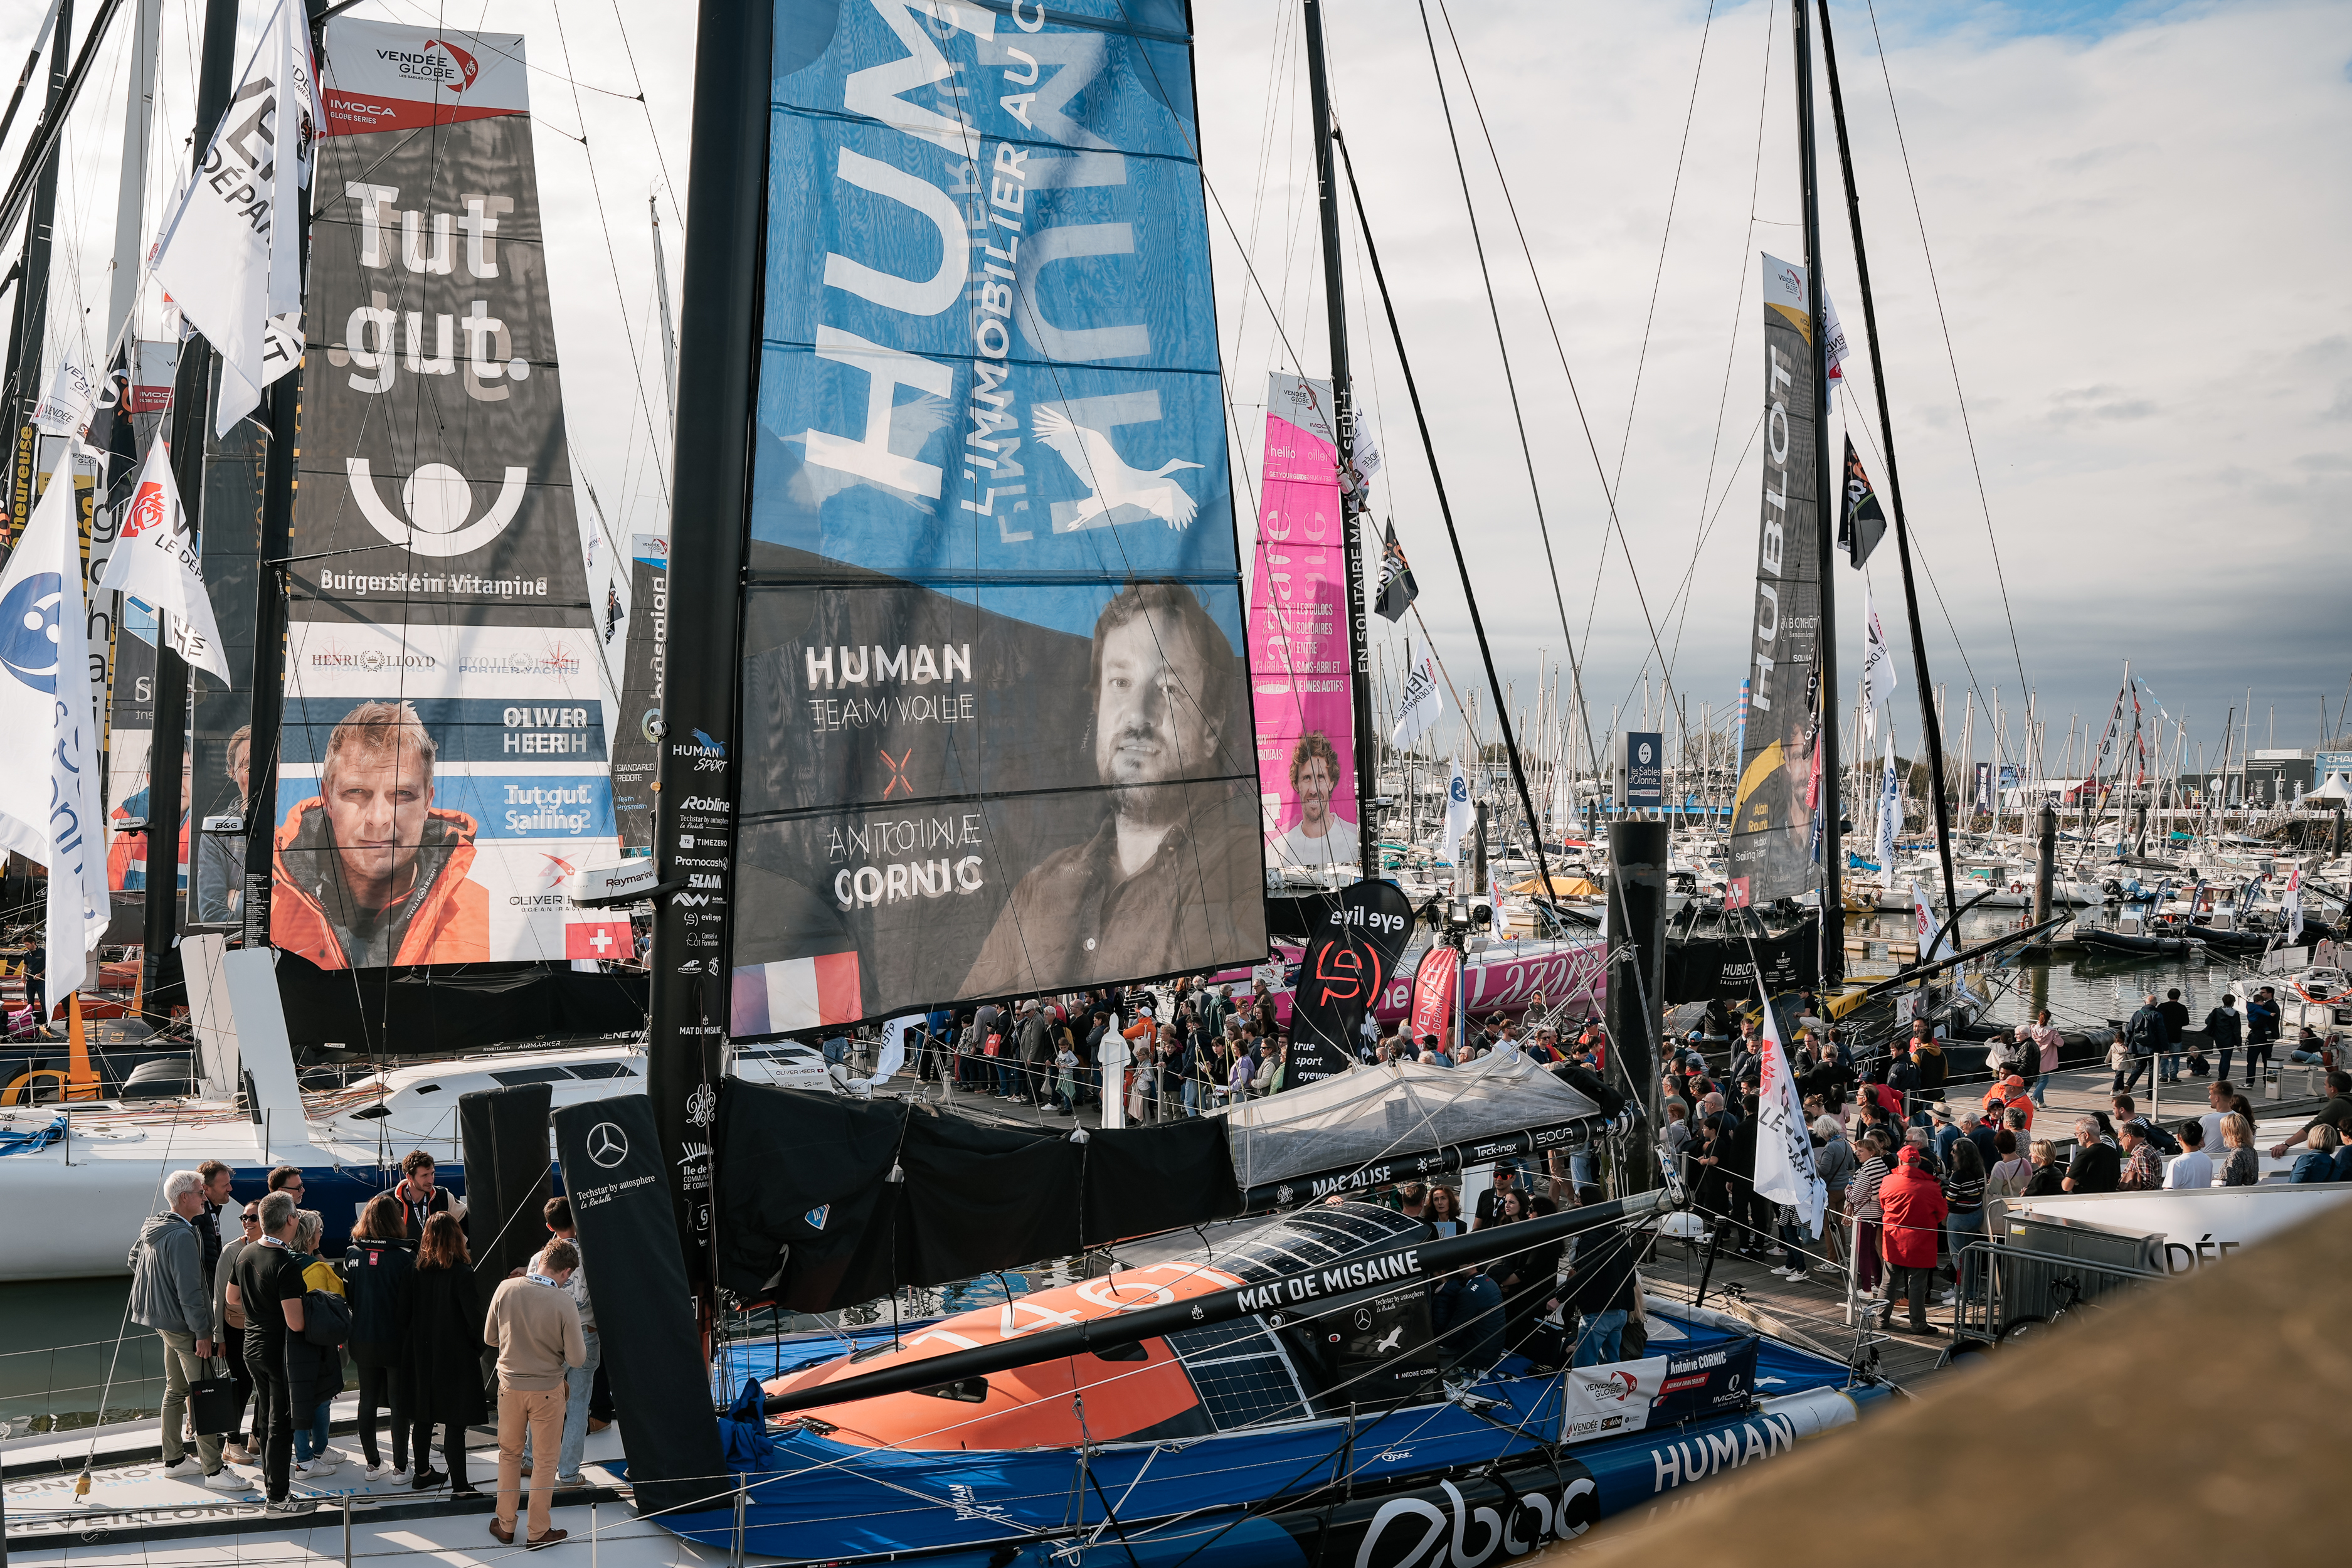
[1659,993,2352,1337]
[876,975,1604,1121]
[125,1152,605,1544]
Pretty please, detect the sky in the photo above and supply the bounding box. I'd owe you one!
[7,0,2347,792]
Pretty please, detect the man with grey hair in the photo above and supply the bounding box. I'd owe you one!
[227,1190,310,1510]
[2063,1116,2123,1193]
[130,1170,238,1486]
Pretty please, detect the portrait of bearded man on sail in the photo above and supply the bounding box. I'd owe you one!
[272,698,491,969]
[960,581,1262,997]
[1268,729,1359,869]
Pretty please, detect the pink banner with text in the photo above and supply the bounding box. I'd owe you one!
[1248,374,1359,874]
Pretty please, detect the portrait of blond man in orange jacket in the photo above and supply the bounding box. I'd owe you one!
[272,699,490,969]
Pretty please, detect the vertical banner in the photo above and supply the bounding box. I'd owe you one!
[551,1095,729,1519]
[1624,731,1663,810]
[610,532,669,852]
[1249,374,1358,874]
[729,0,1263,1029]
[278,24,615,970]
[1974,762,1993,815]
[1290,879,1414,1084]
[1730,256,1825,909]
[1407,945,1459,1049]
[1750,982,1825,1237]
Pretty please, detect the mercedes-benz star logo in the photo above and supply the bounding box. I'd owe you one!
[586,1121,629,1168]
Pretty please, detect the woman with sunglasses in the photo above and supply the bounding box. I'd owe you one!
[209,1202,266,1465]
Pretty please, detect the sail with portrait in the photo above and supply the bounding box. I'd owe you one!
[271,23,623,971]
[719,0,1264,1034]
[1247,374,1359,881]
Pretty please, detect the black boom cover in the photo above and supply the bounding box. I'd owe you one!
[714,1081,1242,1311]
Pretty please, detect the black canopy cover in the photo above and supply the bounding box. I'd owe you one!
[714,1081,1242,1311]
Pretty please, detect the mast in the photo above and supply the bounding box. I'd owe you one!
[4,0,66,525]
[240,0,323,951]
[650,194,679,421]
[647,0,771,1286]
[1301,0,1375,881]
[137,0,236,1023]
[1792,0,1842,985]
[1816,0,1957,935]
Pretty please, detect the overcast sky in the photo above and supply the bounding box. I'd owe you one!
[15,0,2348,788]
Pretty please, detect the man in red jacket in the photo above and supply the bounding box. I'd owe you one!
[1876,1147,1949,1337]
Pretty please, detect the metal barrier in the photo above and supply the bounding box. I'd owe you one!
[1949,1229,2166,1349]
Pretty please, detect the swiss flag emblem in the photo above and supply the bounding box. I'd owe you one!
[566,921,630,960]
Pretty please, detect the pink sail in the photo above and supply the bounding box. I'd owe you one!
[1248,374,1360,874]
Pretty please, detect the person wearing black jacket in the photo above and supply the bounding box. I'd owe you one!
[1564,1212,1641,1365]
[1725,1097,1769,1259]
[406,1212,485,1494]
[344,1194,416,1480]
[1485,1192,1564,1364]
[2158,988,2192,1084]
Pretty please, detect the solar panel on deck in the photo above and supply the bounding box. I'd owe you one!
[1167,1320,1312,1431]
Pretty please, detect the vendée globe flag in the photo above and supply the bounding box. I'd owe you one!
[1750,982,1826,1239]
[98,442,231,682]
[0,452,110,1002]
[147,0,318,435]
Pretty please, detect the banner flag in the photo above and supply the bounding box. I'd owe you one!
[148,0,317,434]
[1858,586,1895,741]
[610,533,669,852]
[727,1,1260,1023]
[99,441,231,682]
[1912,880,1954,961]
[1823,289,1849,395]
[1441,755,1475,864]
[1392,654,1443,751]
[1752,981,1827,1237]
[1290,879,1415,1085]
[1375,521,1418,622]
[1249,374,1359,875]
[279,22,615,970]
[1839,437,1887,567]
[1407,944,1459,1051]
[1730,256,1826,910]
[2285,866,2303,943]
[1876,741,1899,878]
[0,453,110,1001]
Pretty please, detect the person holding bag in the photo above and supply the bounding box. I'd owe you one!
[286,1211,349,1478]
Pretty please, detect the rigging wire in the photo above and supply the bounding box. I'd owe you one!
[1858,0,2031,704]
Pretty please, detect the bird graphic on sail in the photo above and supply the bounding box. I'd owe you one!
[1033,405,1202,531]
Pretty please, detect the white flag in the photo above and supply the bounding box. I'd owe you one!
[0,452,111,1004]
[2285,866,2303,943]
[1858,588,1895,743]
[31,360,98,441]
[1391,654,1443,751]
[147,0,317,435]
[1875,741,1899,876]
[1751,980,1826,1238]
[1440,755,1476,864]
[1824,289,1848,391]
[98,442,231,682]
[1913,880,1955,962]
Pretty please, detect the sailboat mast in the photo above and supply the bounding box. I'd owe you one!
[1816,0,1958,935]
[650,194,679,421]
[4,0,66,517]
[1301,0,1375,881]
[1792,0,1843,985]
[140,0,240,1024]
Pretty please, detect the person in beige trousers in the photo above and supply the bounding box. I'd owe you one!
[484,1239,585,1548]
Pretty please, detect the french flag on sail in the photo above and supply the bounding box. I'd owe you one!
[732,953,862,1034]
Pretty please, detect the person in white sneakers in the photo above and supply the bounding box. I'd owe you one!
[129,1171,245,1490]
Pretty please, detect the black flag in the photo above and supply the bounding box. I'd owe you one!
[1840,438,1887,567]
[1289,879,1417,1084]
[1375,522,1419,622]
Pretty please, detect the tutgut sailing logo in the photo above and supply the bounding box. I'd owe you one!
[381,40,479,92]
